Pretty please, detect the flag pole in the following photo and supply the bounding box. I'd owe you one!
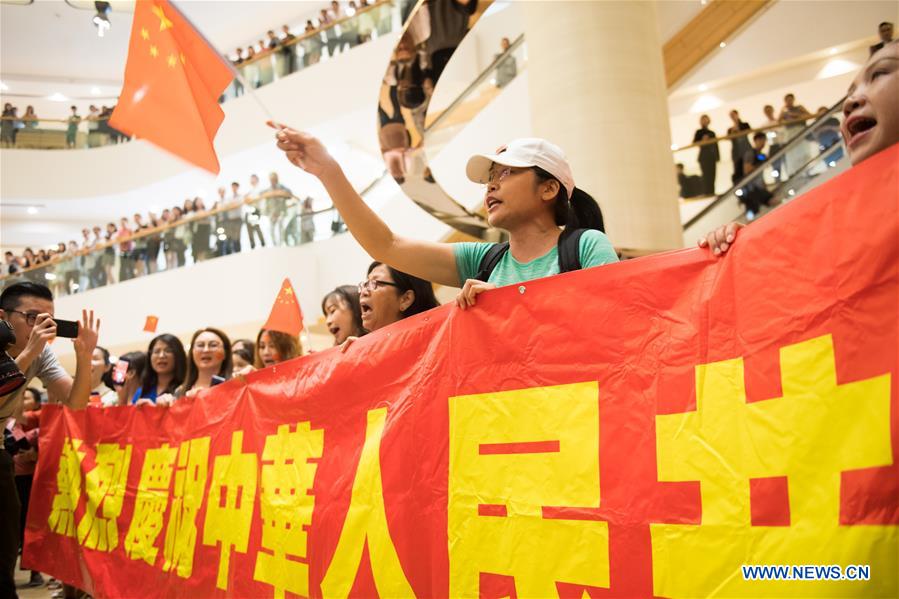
[168,0,276,122]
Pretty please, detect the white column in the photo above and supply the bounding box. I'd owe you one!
[522,0,682,250]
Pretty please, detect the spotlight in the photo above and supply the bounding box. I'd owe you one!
[93,1,111,38]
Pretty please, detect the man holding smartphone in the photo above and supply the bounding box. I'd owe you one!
[0,281,100,597]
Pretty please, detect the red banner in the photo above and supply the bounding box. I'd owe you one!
[24,145,899,598]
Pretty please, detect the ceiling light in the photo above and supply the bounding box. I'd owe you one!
[817,59,859,80]
[698,83,708,92]
[690,94,723,113]
[90,86,102,96]
[47,93,68,102]
[0,81,7,91]
[93,1,111,38]
[829,48,838,55]
[719,41,727,48]
[27,207,38,215]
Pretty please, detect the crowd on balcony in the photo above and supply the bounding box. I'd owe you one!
[226,0,393,94]
[1,171,331,296]
[676,93,847,210]
[0,102,129,149]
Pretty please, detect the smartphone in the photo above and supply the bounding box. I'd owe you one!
[112,360,129,384]
[210,375,226,387]
[55,319,79,338]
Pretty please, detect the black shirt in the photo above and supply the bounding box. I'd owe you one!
[693,127,720,162]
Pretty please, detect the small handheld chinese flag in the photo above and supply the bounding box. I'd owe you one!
[109,0,233,173]
[263,279,304,337]
[143,315,159,333]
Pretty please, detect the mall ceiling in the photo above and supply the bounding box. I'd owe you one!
[0,0,325,98]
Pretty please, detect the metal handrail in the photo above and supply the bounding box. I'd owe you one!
[424,33,525,134]
[682,97,846,231]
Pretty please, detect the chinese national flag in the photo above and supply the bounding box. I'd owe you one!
[109,0,233,173]
[143,315,159,333]
[264,278,304,337]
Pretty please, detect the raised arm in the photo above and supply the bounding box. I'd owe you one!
[272,123,461,287]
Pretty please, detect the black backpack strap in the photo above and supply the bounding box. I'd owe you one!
[557,228,586,273]
[473,242,510,282]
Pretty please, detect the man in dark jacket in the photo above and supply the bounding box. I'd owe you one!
[693,114,720,196]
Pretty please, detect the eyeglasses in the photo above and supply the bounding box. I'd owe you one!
[358,279,401,293]
[5,310,45,326]
[486,166,526,186]
[151,347,174,357]
[193,341,223,351]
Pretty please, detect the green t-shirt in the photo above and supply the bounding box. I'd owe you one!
[453,229,618,287]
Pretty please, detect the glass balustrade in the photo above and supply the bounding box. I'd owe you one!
[682,101,847,239]
[1,191,346,296]
[425,34,526,135]
[670,109,841,201]
[0,116,131,150]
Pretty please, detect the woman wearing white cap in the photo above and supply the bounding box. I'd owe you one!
[271,124,618,307]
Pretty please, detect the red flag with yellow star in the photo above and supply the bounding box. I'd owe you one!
[263,278,304,337]
[109,0,233,173]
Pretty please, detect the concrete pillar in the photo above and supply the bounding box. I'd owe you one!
[522,0,682,250]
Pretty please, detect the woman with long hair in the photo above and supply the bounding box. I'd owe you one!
[177,327,233,398]
[254,329,301,369]
[138,334,187,405]
[321,284,365,345]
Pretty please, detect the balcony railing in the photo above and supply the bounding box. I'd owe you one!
[0,0,397,151]
[0,186,372,295]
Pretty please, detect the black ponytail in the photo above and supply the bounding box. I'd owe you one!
[533,167,605,232]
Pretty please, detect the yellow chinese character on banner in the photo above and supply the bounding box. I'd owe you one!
[203,431,258,591]
[48,438,86,537]
[448,382,609,598]
[252,422,323,598]
[651,335,897,598]
[320,408,415,598]
[162,436,210,578]
[125,443,178,565]
[76,442,133,551]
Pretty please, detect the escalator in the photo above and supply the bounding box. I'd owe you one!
[377,1,853,248]
[682,101,849,242]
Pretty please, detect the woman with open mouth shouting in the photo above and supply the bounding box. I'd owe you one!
[358,261,438,333]
[322,285,366,346]
[271,122,618,309]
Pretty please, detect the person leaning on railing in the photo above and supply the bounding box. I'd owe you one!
[701,39,899,254]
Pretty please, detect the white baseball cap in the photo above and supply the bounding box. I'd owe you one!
[466,138,575,198]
